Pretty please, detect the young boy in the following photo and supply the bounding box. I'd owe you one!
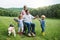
[8,24,16,37]
[14,15,24,35]
[39,15,46,36]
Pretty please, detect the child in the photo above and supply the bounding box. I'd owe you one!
[39,15,46,36]
[14,15,24,35]
[8,24,16,37]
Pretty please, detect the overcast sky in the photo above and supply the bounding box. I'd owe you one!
[0,0,60,8]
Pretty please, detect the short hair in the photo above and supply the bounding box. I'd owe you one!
[41,15,46,18]
[25,9,28,13]
[18,15,22,19]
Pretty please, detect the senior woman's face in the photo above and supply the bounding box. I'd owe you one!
[24,6,27,10]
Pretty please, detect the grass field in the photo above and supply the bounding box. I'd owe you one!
[0,16,60,40]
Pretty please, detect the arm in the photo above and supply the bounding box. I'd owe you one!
[14,18,18,22]
[21,10,25,15]
[36,15,41,21]
[22,15,26,21]
[30,15,36,19]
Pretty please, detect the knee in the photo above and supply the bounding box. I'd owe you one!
[25,23,30,27]
[31,23,35,27]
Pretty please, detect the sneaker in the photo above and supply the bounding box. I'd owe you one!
[31,33,36,37]
[42,32,45,36]
[17,32,21,35]
[20,32,23,35]
[23,31,26,35]
[28,33,31,37]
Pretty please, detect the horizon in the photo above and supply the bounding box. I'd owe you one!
[0,0,60,8]
[0,3,60,9]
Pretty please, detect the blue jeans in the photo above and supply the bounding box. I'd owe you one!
[41,25,45,32]
[24,22,35,33]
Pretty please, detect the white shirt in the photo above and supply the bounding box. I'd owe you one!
[18,19,24,27]
[23,14,35,23]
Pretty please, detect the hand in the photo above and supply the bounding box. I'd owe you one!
[36,15,40,20]
[36,15,39,18]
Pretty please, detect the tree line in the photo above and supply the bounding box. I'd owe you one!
[0,4,60,18]
[30,4,60,18]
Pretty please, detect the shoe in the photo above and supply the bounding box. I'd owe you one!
[23,31,26,35]
[28,33,31,37]
[20,32,23,35]
[42,32,45,36]
[17,32,20,34]
[31,33,36,37]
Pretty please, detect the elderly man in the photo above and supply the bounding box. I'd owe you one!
[23,10,36,37]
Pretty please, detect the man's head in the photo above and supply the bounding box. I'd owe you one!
[25,9,30,15]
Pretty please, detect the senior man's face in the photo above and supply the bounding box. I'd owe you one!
[26,11,30,15]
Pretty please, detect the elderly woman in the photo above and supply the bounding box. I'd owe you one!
[23,10,36,37]
[21,5,27,34]
[21,5,27,15]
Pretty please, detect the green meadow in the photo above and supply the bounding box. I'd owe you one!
[0,16,60,40]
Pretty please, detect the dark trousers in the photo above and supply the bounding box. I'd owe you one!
[24,22,35,33]
[23,22,27,33]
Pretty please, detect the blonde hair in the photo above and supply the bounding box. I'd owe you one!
[41,15,46,18]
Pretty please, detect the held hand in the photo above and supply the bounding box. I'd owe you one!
[36,15,40,20]
[36,15,40,18]
[33,15,40,19]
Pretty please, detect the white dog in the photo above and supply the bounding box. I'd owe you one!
[8,24,16,37]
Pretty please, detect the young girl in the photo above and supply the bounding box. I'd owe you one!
[14,15,24,35]
[38,15,46,36]
[8,24,16,37]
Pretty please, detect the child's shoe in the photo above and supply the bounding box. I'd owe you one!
[17,32,20,34]
[20,32,23,35]
[42,32,45,36]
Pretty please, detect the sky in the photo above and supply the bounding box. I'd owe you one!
[0,0,60,8]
